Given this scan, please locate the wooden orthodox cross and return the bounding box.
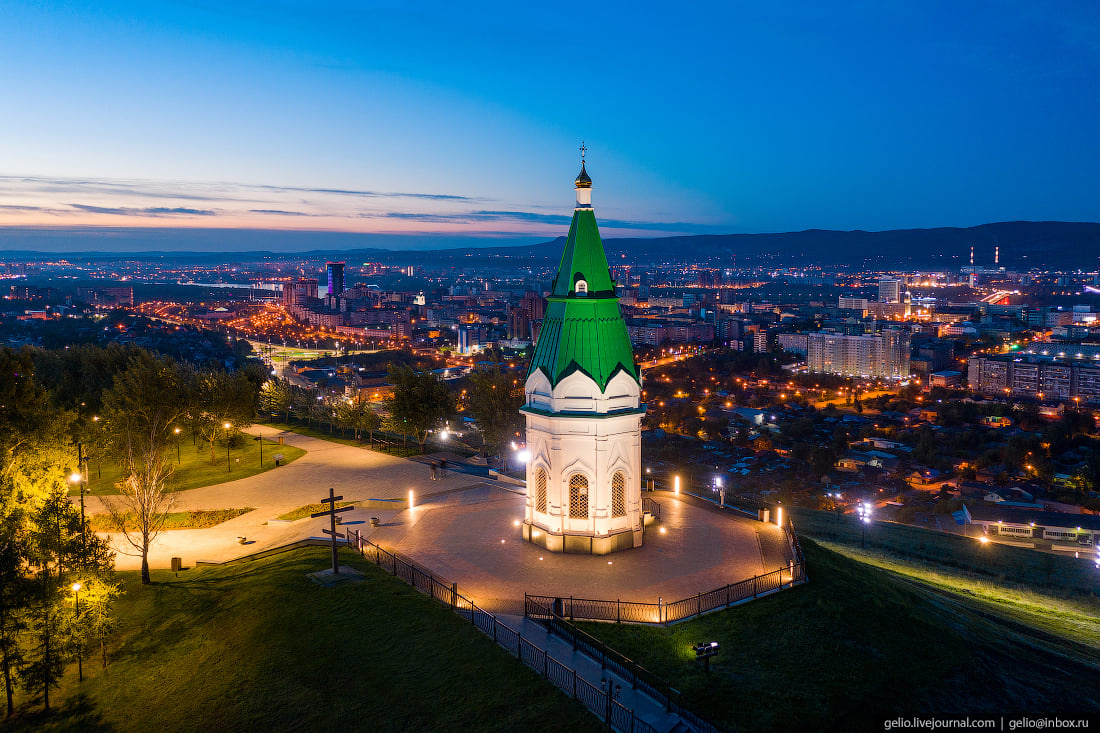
[312,487,354,574]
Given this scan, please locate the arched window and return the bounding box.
[568,474,589,518]
[535,468,547,514]
[611,472,626,518]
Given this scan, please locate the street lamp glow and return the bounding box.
[71,582,81,592]
[673,475,680,494]
[223,422,231,430]
[69,472,82,483]
[516,450,531,463]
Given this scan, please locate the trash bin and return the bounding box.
[370,517,380,527]
[171,557,182,572]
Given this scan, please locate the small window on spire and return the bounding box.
[576,280,588,296]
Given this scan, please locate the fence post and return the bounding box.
[569,595,574,623]
[451,582,457,610]
[697,592,702,618]
[492,617,497,643]
[617,599,620,624]
[573,669,577,699]
[726,583,731,607]
[516,632,522,659]
[753,574,757,598]
[543,650,548,678]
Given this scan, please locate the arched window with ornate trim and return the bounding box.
[535,468,548,514]
[611,471,626,518]
[568,473,589,518]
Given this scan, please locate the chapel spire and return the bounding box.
[575,142,592,208]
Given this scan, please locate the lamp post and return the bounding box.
[224,422,232,472]
[70,442,88,566]
[857,501,873,548]
[71,582,83,682]
[174,427,181,463]
[254,436,263,467]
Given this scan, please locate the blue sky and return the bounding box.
[1,1,1098,249]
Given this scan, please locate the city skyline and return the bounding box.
[2,1,1100,250]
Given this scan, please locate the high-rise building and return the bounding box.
[806,330,910,379]
[521,158,643,555]
[967,355,1100,403]
[326,261,346,297]
[282,278,318,305]
[520,290,545,321]
[878,278,902,304]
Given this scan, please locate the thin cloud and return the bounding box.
[372,209,704,233]
[249,209,314,216]
[69,204,216,216]
[0,175,479,204]
[252,183,478,201]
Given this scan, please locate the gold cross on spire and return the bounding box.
[579,141,587,160]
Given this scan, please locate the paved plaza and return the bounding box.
[88,427,793,614]
[89,425,482,571]
[364,486,792,613]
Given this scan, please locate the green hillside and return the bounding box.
[579,538,1100,731]
[10,548,599,733]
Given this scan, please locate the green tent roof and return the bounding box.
[528,208,638,391]
[550,209,615,298]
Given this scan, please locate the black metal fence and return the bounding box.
[344,529,660,733]
[641,496,661,521]
[525,560,803,628]
[522,607,727,733]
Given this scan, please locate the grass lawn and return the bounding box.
[10,548,601,732]
[578,539,1100,730]
[790,506,1099,593]
[87,508,255,532]
[818,541,1100,649]
[276,502,353,521]
[77,436,306,496]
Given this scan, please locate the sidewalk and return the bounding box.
[497,614,686,733]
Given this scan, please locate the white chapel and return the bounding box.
[520,156,645,554]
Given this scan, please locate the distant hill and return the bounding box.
[491,221,1100,270]
[316,220,1100,269]
[2,220,1099,269]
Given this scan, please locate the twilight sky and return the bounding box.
[1,1,1099,250]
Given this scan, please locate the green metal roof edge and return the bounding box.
[529,359,639,394]
[525,296,639,391]
[520,404,646,419]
